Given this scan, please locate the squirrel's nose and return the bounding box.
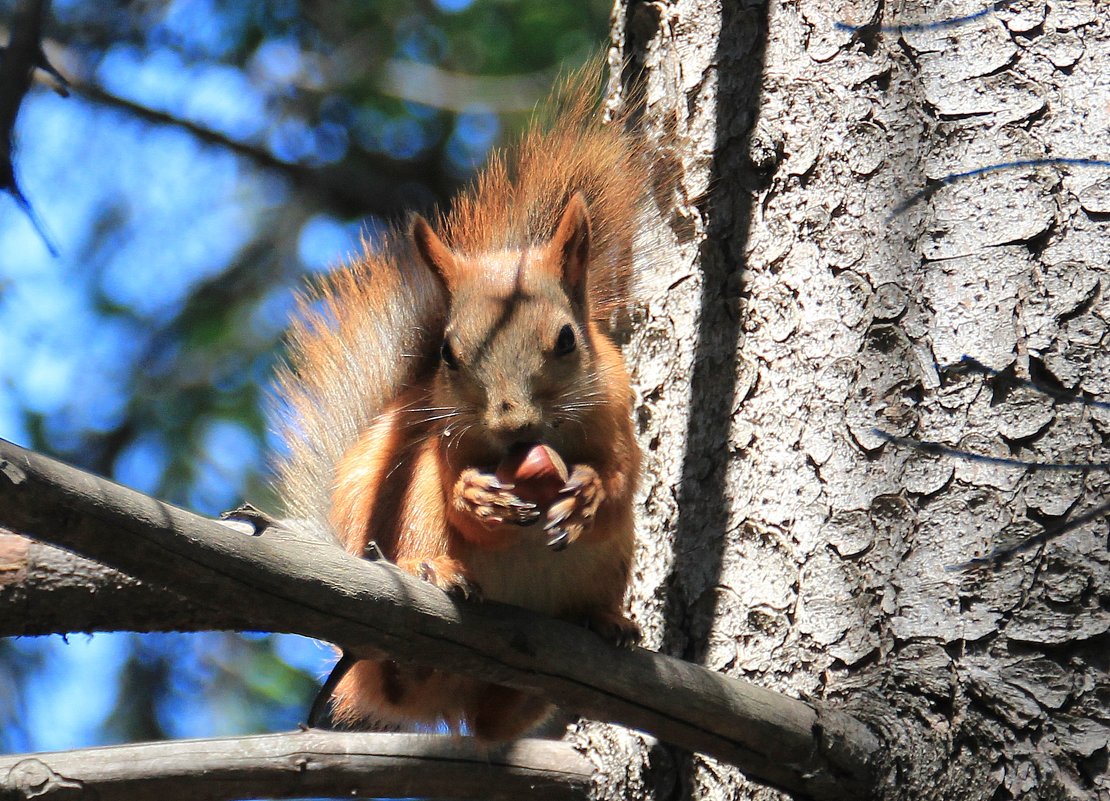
[488,398,542,443]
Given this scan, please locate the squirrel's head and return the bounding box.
[411,193,599,455]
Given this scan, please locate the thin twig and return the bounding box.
[73,79,457,219]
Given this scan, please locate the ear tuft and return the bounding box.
[550,192,591,307]
[411,214,457,289]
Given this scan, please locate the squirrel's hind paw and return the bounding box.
[398,556,482,601]
[587,610,640,649]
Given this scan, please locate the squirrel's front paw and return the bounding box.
[544,464,604,550]
[454,468,541,528]
[398,555,481,600]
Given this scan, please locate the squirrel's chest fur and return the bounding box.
[329,399,633,620]
[458,528,631,618]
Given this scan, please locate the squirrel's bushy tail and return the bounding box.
[272,61,651,530]
[272,235,445,533]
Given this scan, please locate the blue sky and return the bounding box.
[0,16,364,750]
[0,0,531,754]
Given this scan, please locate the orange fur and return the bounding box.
[273,63,656,740]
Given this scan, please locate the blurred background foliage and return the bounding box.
[0,0,609,752]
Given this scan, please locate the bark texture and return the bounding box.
[0,531,249,636]
[0,731,592,801]
[585,1,1110,799]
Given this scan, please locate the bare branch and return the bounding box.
[0,438,880,801]
[0,0,59,253]
[71,79,457,219]
[0,531,251,636]
[0,730,592,801]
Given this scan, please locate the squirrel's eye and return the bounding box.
[554,324,577,356]
[440,339,459,370]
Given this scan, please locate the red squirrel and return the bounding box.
[274,67,651,740]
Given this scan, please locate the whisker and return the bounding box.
[448,423,474,453]
[383,446,418,482]
[410,413,463,424]
[556,400,603,410]
[552,385,606,404]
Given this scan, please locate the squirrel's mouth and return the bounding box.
[485,423,544,451]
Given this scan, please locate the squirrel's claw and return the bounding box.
[399,555,482,601]
[511,508,542,526]
[546,499,573,526]
[544,499,575,549]
[543,464,604,549]
[559,473,590,495]
[456,468,539,527]
[545,526,570,550]
[587,610,641,649]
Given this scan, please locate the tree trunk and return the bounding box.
[588,1,1110,799]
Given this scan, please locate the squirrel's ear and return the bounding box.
[411,214,457,290]
[550,192,591,308]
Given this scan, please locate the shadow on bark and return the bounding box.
[624,2,770,799]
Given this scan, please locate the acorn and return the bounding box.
[495,443,569,507]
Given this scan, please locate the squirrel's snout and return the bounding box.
[486,397,543,445]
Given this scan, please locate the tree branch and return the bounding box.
[0,730,591,801]
[0,438,880,801]
[0,531,252,636]
[72,80,458,219]
[0,0,59,253]
[3,25,463,218]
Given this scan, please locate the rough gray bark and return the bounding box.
[0,731,591,801]
[586,0,1110,799]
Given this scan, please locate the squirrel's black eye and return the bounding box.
[440,339,459,370]
[554,324,577,356]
